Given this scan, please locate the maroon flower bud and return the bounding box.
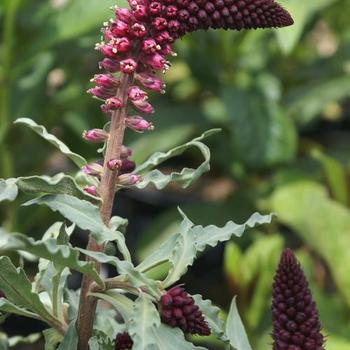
[115,8,133,22]
[135,72,165,92]
[133,5,148,20]
[130,23,147,37]
[107,158,123,171]
[115,332,133,350]
[126,116,154,132]
[91,74,120,89]
[128,86,147,101]
[98,43,119,58]
[87,86,115,100]
[130,98,155,114]
[82,129,109,143]
[104,97,123,110]
[159,285,211,336]
[83,186,98,196]
[152,17,168,31]
[110,20,129,36]
[120,58,138,73]
[272,249,325,350]
[120,159,136,174]
[143,53,166,70]
[149,1,162,16]
[114,37,131,53]
[141,39,158,54]
[99,58,119,72]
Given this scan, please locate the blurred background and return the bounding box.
[1,0,350,349]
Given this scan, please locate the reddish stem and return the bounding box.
[76,73,134,350]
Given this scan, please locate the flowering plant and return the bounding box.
[0,0,293,349]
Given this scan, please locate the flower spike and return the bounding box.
[272,249,325,350]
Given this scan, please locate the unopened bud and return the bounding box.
[82,163,103,177]
[117,173,142,186]
[120,58,138,74]
[82,129,109,143]
[107,158,123,171]
[126,116,154,132]
[121,145,133,158]
[83,186,98,196]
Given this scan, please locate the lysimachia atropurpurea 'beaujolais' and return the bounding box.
[272,249,325,350]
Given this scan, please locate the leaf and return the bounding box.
[43,328,63,350]
[17,173,100,203]
[311,149,348,206]
[137,209,273,287]
[152,324,207,350]
[192,295,226,340]
[24,195,130,256]
[276,0,337,53]
[0,299,40,319]
[269,181,350,306]
[222,86,296,168]
[0,179,18,202]
[14,118,86,168]
[57,321,78,350]
[0,228,103,288]
[128,294,161,350]
[80,250,159,298]
[226,297,252,350]
[0,256,61,326]
[8,333,41,347]
[135,129,220,190]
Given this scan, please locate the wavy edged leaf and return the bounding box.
[192,295,225,340]
[0,299,40,320]
[226,297,252,350]
[0,179,18,202]
[24,195,130,259]
[128,294,161,350]
[135,129,220,190]
[80,250,159,297]
[57,321,78,350]
[137,209,273,287]
[14,118,86,168]
[0,256,61,326]
[0,229,103,288]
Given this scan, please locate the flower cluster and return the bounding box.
[160,285,211,335]
[272,249,325,350]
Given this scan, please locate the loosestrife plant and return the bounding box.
[0,0,293,349]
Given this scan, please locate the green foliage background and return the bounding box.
[1,0,350,348]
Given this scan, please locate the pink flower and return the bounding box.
[120,58,138,74]
[83,186,98,196]
[126,116,154,132]
[82,163,103,177]
[110,20,129,36]
[135,72,165,92]
[101,97,123,113]
[141,39,158,54]
[143,53,166,70]
[130,23,147,37]
[131,99,155,114]
[91,74,120,89]
[128,86,147,101]
[99,58,119,72]
[114,8,133,22]
[107,158,123,171]
[82,129,109,143]
[87,86,115,100]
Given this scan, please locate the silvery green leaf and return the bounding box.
[17,173,99,203]
[57,321,78,350]
[0,179,18,202]
[8,333,41,347]
[0,256,61,326]
[128,294,161,350]
[43,328,63,350]
[0,229,103,288]
[80,250,159,298]
[0,333,8,350]
[0,299,40,319]
[192,295,226,340]
[153,324,207,350]
[139,209,273,287]
[89,291,133,322]
[24,195,130,259]
[135,129,220,190]
[14,118,86,168]
[226,297,252,350]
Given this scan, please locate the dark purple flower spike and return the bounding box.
[272,249,325,350]
[160,285,211,336]
[148,0,294,40]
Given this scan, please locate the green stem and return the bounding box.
[0,0,21,230]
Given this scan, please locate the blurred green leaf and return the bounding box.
[269,181,350,306]
[0,179,18,202]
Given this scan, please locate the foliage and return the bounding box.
[1,0,350,349]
